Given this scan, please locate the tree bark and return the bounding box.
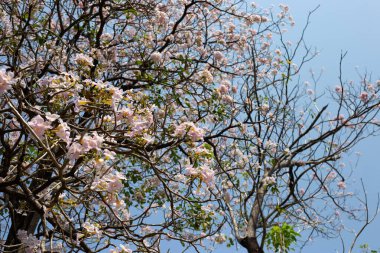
[4,210,40,253]
[239,236,264,253]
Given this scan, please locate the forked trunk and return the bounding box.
[239,236,264,253]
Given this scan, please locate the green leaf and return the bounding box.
[266,223,300,253]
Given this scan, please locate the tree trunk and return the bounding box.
[4,210,40,253]
[4,159,56,252]
[239,236,264,253]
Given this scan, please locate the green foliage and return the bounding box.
[227,237,235,248]
[360,243,379,253]
[266,223,300,253]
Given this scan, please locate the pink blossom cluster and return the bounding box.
[150,52,163,63]
[174,122,205,142]
[359,91,368,102]
[91,171,126,193]
[214,233,227,244]
[337,181,346,189]
[55,122,71,144]
[0,69,12,94]
[28,115,52,139]
[110,245,133,253]
[264,139,277,154]
[218,81,230,94]
[199,69,214,84]
[83,222,102,237]
[185,165,215,187]
[262,176,276,186]
[67,133,104,161]
[74,53,94,67]
[17,230,40,253]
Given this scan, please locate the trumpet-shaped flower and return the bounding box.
[74,53,94,67]
[174,122,205,142]
[28,115,51,139]
[0,69,12,94]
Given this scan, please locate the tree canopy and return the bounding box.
[0,1,379,252]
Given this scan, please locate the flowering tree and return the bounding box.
[0,0,379,253]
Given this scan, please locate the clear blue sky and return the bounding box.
[218,1,380,252]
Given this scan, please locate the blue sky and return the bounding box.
[214,1,380,252]
[282,1,380,252]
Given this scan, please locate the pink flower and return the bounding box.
[150,52,162,63]
[119,245,133,253]
[111,198,126,209]
[218,84,229,94]
[184,165,215,187]
[335,86,343,93]
[100,33,113,43]
[117,108,134,121]
[214,233,227,244]
[327,171,337,179]
[74,53,94,67]
[307,89,314,96]
[55,122,70,143]
[106,177,124,192]
[336,114,345,121]
[28,115,51,139]
[214,51,224,61]
[262,176,276,186]
[104,149,116,160]
[93,171,126,193]
[221,95,233,104]
[200,166,215,187]
[174,122,205,142]
[155,10,168,25]
[17,230,40,252]
[83,222,102,237]
[81,132,104,151]
[45,112,60,122]
[0,69,12,94]
[260,104,270,115]
[367,83,375,92]
[91,178,107,191]
[184,166,198,176]
[221,80,231,87]
[67,142,84,161]
[108,86,124,106]
[279,4,289,12]
[199,69,213,84]
[337,181,346,189]
[359,91,368,102]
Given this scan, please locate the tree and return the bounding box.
[0,0,379,252]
